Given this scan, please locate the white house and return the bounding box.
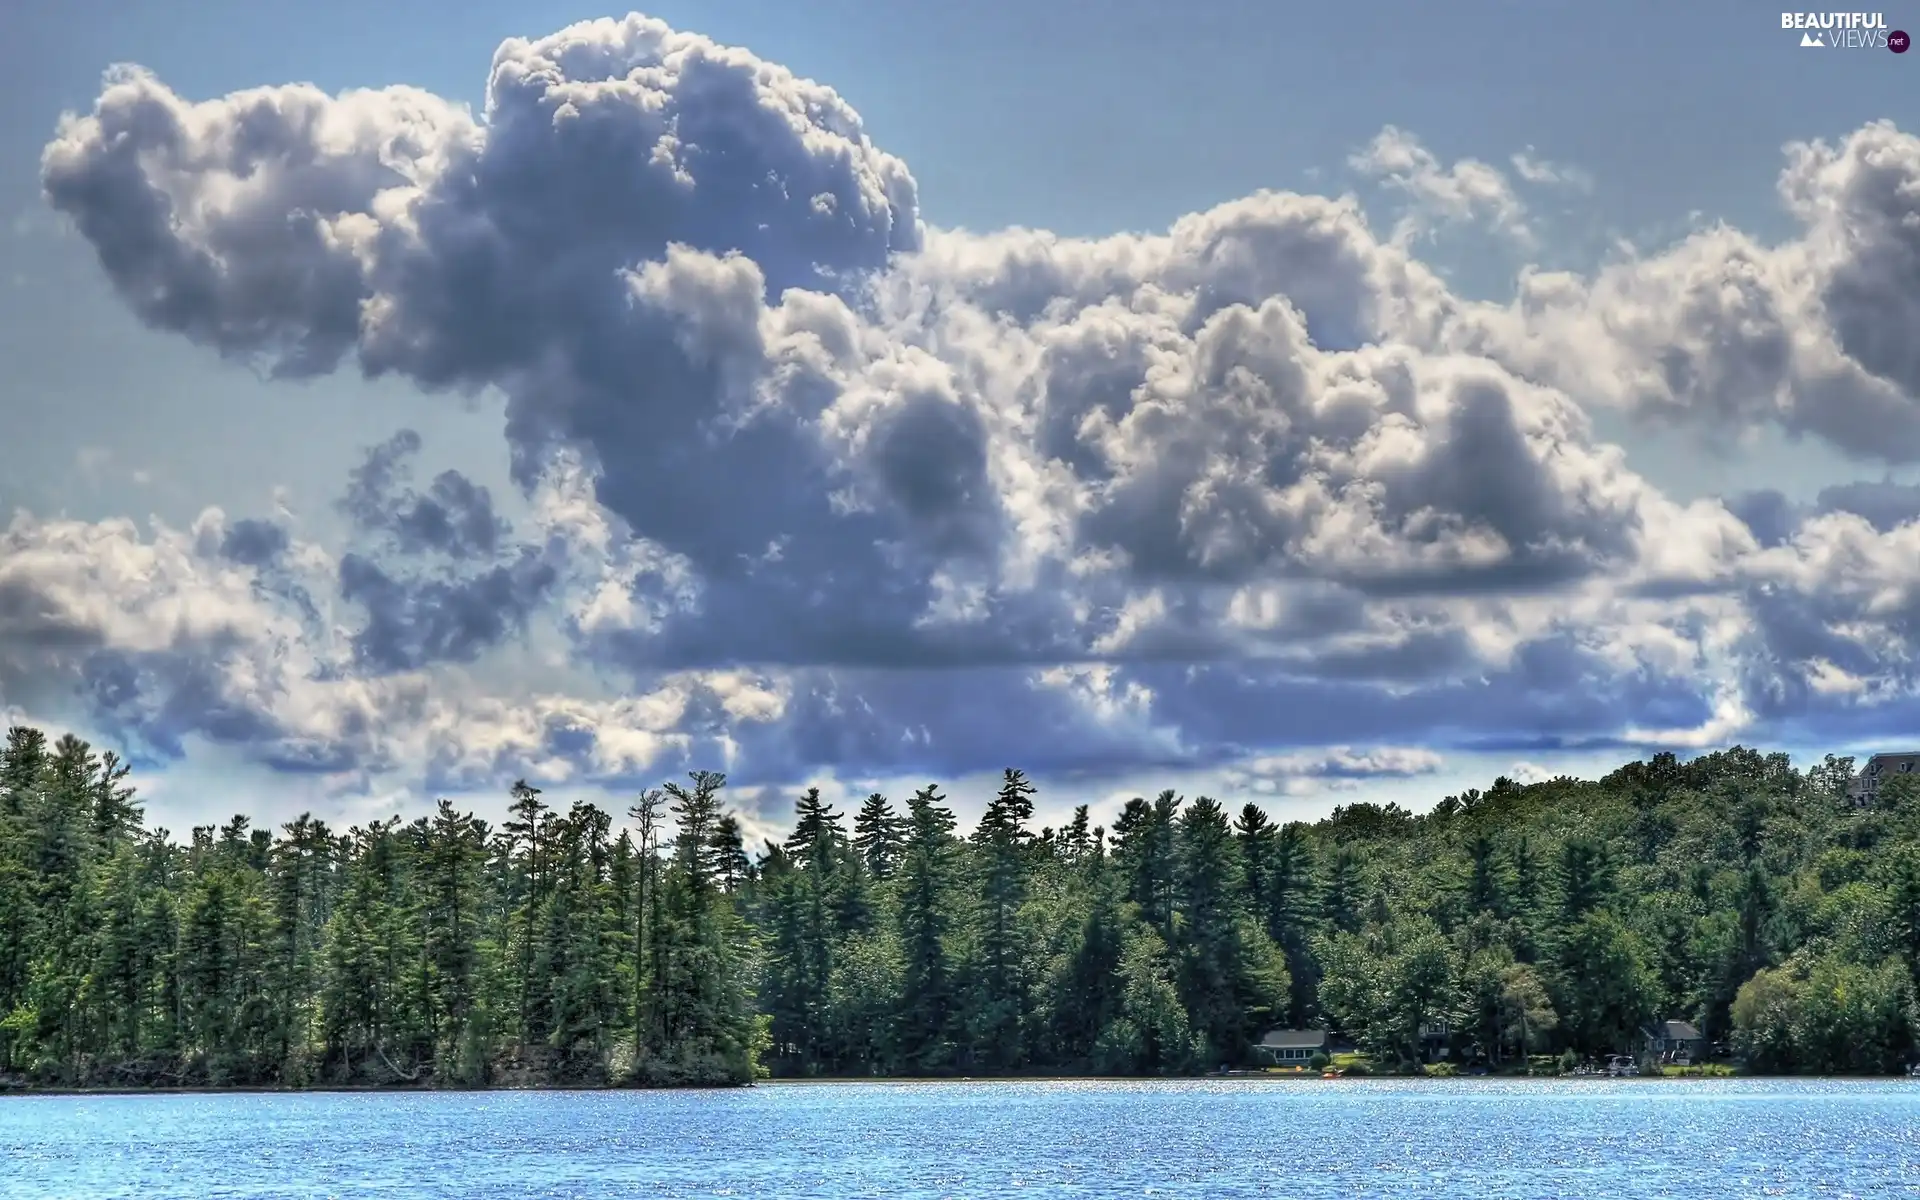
[1254,1028,1328,1066]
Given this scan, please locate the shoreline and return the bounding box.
[5,1071,1899,1097]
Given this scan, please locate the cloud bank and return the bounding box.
[13,12,1920,806]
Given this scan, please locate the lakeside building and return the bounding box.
[1849,753,1920,807]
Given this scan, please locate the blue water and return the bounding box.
[4,1078,1920,1198]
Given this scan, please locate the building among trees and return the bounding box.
[2,732,1918,1087]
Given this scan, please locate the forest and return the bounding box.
[1,722,1917,1089]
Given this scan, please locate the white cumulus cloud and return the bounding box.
[10,12,1920,812]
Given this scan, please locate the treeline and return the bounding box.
[2,724,1918,1088]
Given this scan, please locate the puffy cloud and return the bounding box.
[0,506,332,764]
[1505,762,1557,784]
[1735,511,1920,723]
[1727,490,1800,549]
[0,502,793,788]
[1731,481,1920,546]
[337,550,555,674]
[39,18,917,385]
[21,12,1920,808]
[1444,122,1920,461]
[1782,121,1920,403]
[1350,127,1532,247]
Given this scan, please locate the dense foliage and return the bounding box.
[2,725,1917,1087]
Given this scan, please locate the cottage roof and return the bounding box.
[1865,753,1920,775]
[1258,1029,1328,1050]
[1649,1019,1702,1041]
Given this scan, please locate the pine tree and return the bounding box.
[502,780,550,1046]
[636,772,759,1085]
[970,769,1036,1068]
[0,726,46,1073]
[266,813,334,1080]
[5,719,1916,1085]
[897,784,958,1072]
[853,793,905,879]
[1234,804,1276,921]
[419,800,488,1083]
[1466,830,1505,915]
[709,815,750,892]
[627,787,667,1067]
[1321,845,1364,935]
[763,788,847,1073]
[1113,792,1182,934]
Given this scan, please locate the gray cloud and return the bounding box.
[339,550,555,673]
[341,429,507,558]
[330,431,555,673]
[21,14,1920,802]
[1727,481,1920,546]
[1815,481,1920,532]
[0,504,794,787]
[1726,490,1798,548]
[218,518,290,566]
[1785,121,1920,402]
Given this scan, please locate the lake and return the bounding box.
[4,1078,1919,1198]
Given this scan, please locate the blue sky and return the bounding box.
[3,0,1917,840]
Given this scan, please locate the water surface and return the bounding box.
[5,1078,1919,1198]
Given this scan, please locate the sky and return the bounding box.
[2,0,1918,843]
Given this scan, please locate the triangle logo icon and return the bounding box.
[1801,30,1824,45]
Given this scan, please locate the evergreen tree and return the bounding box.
[897,785,958,1072]
[761,788,847,1074]
[853,793,905,880]
[635,772,759,1085]
[2,724,1917,1086]
[709,815,751,892]
[418,801,488,1083]
[502,781,550,1046]
[970,769,1036,1068]
[628,787,667,1063]
[1321,845,1364,935]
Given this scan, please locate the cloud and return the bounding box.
[1814,481,1920,532]
[1443,121,1920,462]
[0,502,793,788]
[218,518,290,566]
[1221,745,1443,796]
[1234,745,1444,780]
[20,12,1920,808]
[1505,762,1557,784]
[1784,121,1920,402]
[1733,510,1920,731]
[329,432,556,673]
[1727,489,1799,548]
[337,550,556,673]
[1350,126,1533,246]
[39,19,918,388]
[339,429,509,560]
[1510,148,1594,192]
